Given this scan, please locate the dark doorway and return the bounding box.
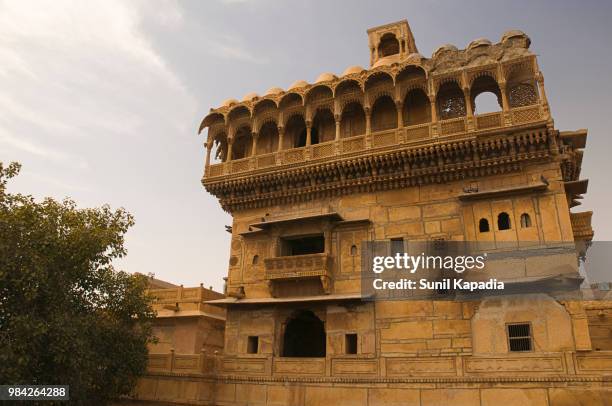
[282,310,326,357]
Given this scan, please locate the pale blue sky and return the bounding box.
[1,0,611,289]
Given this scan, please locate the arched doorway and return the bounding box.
[282,310,326,357]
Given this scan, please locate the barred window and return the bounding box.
[507,323,532,352]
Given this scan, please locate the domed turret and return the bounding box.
[314,72,337,83]
[221,98,239,107]
[467,38,492,51]
[241,92,259,102]
[288,80,308,90]
[341,65,365,76]
[264,87,283,96]
[432,44,458,59]
[501,30,531,48]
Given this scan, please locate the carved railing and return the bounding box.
[475,111,503,130]
[403,122,431,141]
[264,253,332,281]
[147,350,216,374]
[341,135,366,153]
[148,286,222,304]
[571,211,594,241]
[256,153,276,169]
[439,117,467,135]
[371,129,397,148]
[511,104,542,125]
[231,157,251,174]
[204,105,548,179]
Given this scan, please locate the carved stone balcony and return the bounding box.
[571,211,594,241]
[204,104,545,181]
[264,253,332,293]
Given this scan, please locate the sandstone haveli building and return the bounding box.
[125,19,611,406]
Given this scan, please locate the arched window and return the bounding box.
[402,88,431,125]
[371,95,397,132]
[437,81,466,120]
[256,122,279,154]
[378,33,400,57]
[252,254,259,265]
[350,244,357,256]
[210,134,228,163]
[284,115,306,149]
[282,310,326,357]
[232,126,252,160]
[520,213,532,228]
[498,212,511,230]
[479,218,490,233]
[312,108,335,144]
[471,75,502,114]
[340,102,366,138]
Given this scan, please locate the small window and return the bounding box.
[520,213,532,228]
[479,218,490,233]
[252,255,259,265]
[345,333,358,355]
[507,323,532,352]
[247,336,259,354]
[390,238,404,256]
[498,212,511,230]
[350,244,357,256]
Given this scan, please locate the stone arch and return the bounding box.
[378,32,400,58]
[232,126,253,160]
[436,81,466,120]
[210,131,228,163]
[371,95,397,132]
[199,112,225,134]
[471,74,502,114]
[284,114,307,149]
[227,105,251,122]
[306,85,333,105]
[282,310,326,357]
[279,92,303,110]
[402,88,431,125]
[506,64,538,108]
[396,65,427,84]
[365,71,394,94]
[312,108,335,144]
[335,79,363,98]
[256,121,279,155]
[340,101,366,138]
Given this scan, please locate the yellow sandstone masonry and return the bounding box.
[118,19,610,406]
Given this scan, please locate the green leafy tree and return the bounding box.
[0,162,155,405]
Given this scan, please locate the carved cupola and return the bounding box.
[367,19,418,67]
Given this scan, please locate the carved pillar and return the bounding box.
[204,141,212,168]
[499,81,512,126]
[464,88,474,131]
[499,82,510,112]
[464,88,474,117]
[365,108,372,135]
[277,126,284,152]
[429,95,438,136]
[536,73,550,116]
[335,114,341,141]
[251,131,258,156]
[396,100,403,128]
[227,138,234,161]
[306,121,312,146]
